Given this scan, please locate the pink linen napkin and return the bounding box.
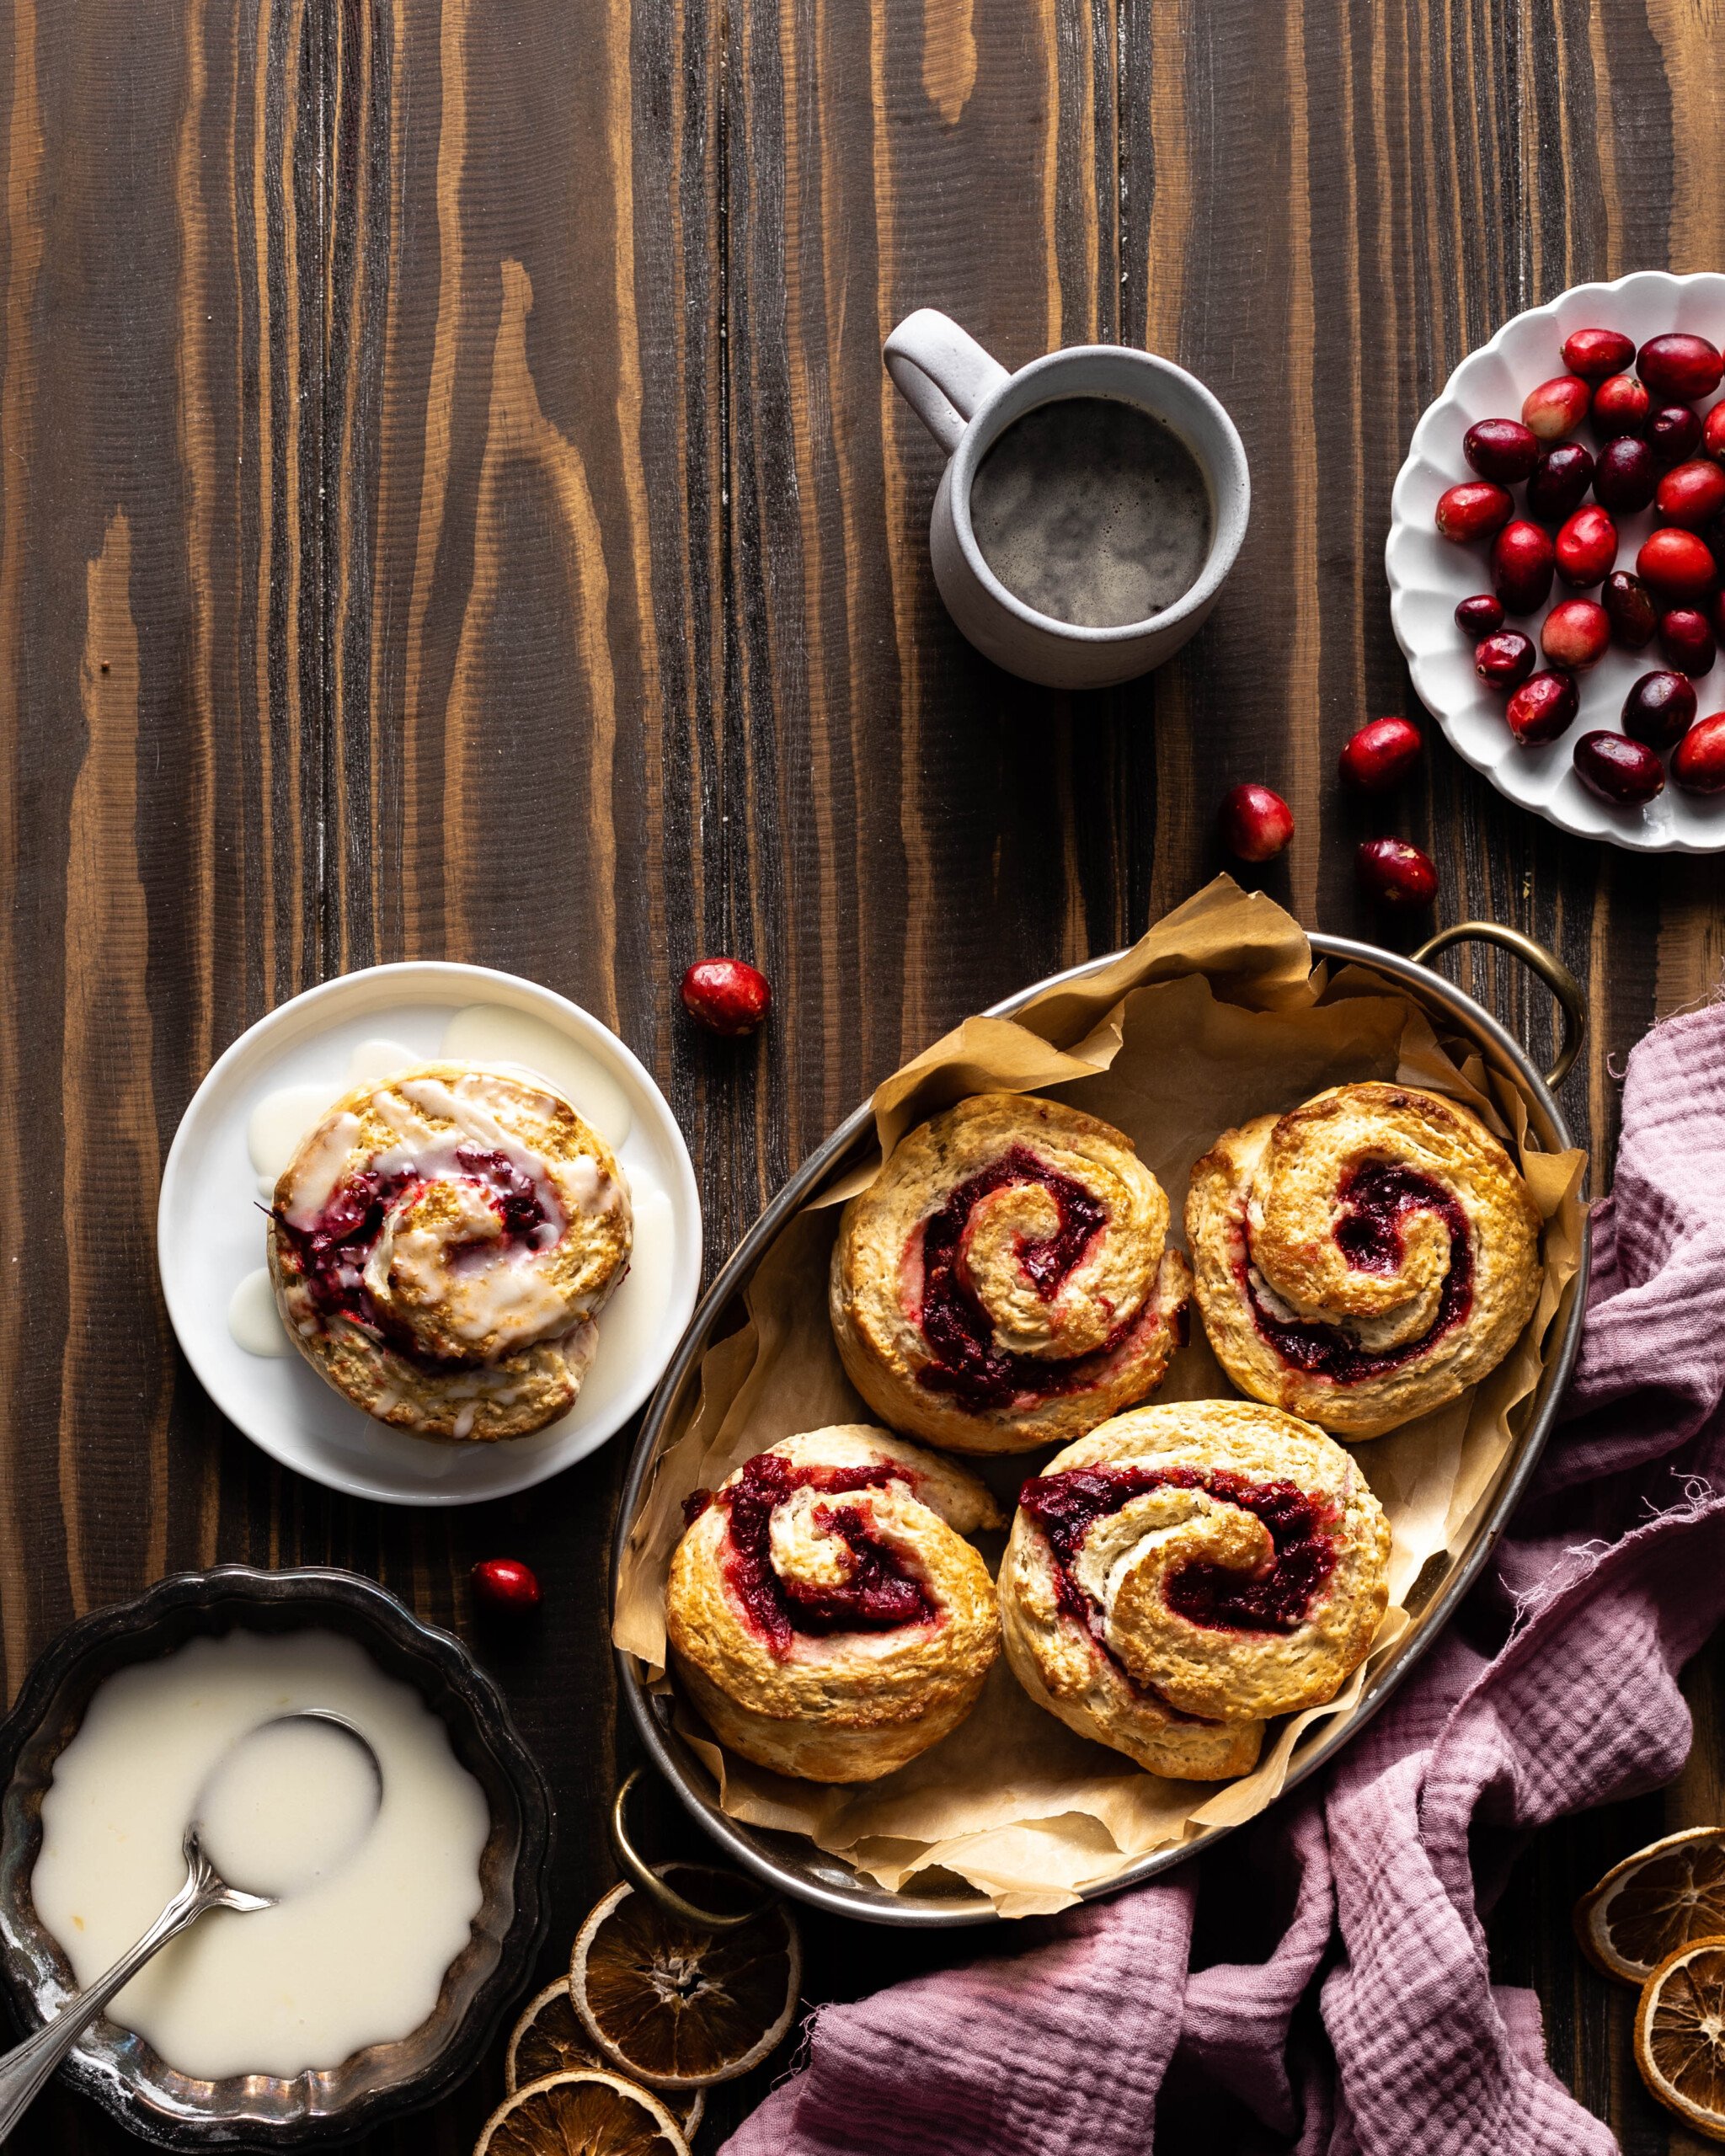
[723,997,1725,2156]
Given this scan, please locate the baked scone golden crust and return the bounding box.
[999,1401,1390,1779]
[268,1062,631,1442]
[830,1093,1193,1455]
[666,1425,1003,1783]
[1184,1081,1542,1440]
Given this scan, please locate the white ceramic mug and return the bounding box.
[883,309,1250,689]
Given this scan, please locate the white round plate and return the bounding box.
[1386,269,1725,852]
[158,963,702,1506]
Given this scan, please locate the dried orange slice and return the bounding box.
[474,2068,690,2156]
[571,1862,800,2089]
[505,1981,705,2137]
[1575,1827,1725,1984]
[1633,1935,1725,2142]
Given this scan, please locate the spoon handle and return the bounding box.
[0,1853,225,2141]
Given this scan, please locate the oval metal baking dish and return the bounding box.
[614,924,1589,1927]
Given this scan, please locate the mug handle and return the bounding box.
[883,308,1011,456]
[1411,921,1587,1090]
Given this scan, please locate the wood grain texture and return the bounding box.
[0,0,1718,2147]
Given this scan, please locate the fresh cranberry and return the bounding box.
[1704,403,1725,462]
[1660,606,1717,676]
[1657,459,1725,529]
[1603,569,1658,648]
[1338,716,1423,792]
[1218,783,1295,863]
[1521,375,1591,440]
[681,956,772,1035]
[1620,670,1697,750]
[1592,373,1650,437]
[1648,405,1704,467]
[1474,632,1536,691]
[1562,327,1636,381]
[1637,334,1724,403]
[1591,436,1657,512]
[1573,731,1666,807]
[472,1557,543,1614]
[1541,600,1610,671]
[1462,418,1541,483]
[1455,593,1504,638]
[1506,670,1580,746]
[1355,837,1438,908]
[1638,527,1717,603]
[1526,442,1595,522]
[1554,505,1617,586]
[1672,712,1725,793]
[1491,519,1557,612]
[1435,481,1514,543]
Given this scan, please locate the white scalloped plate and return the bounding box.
[1386,270,1725,852]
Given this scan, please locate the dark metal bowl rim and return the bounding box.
[614,932,1590,1926]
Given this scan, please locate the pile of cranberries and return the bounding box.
[1435,325,1725,806]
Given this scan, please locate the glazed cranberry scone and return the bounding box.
[268,1062,631,1442]
[999,1401,1391,1780]
[829,1093,1193,1455]
[1184,1081,1541,1440]
[666,1426,1002,1783]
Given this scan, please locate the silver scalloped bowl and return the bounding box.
[0,1566,553,2147]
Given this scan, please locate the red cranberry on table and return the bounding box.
[1462,418,1541,484]
[1648,405,1704,467]
[1526,443,1595,522]
[1554,506,1617,587]
[1338,716,1423,792]
[1621,670,1697,750]
[1659,607,1717,676]
[1541,600,1610,672]
[1506,670,1580,746]
[1218,783,1295,862]
[1455,593,1504,638]
[1475,632,1536,691]
[1703,403,1725,461]
[1656,459,1725,530]
[471,1558,542,1614]
[1521,375,1591,440]
[1435,482,1513,544]
[1672,712,1725,793]
[1637,333,1724,403]
[1491,520,1557,612]
[1637,527,1717,603]
[1592,373,1650,438]
[681,955,772,1035]
[1591,436,1657,513]
[1573,731,1666,807]
[1562,326,1636,381]
[1603,570,1658,648]
[1356,837,1439,908]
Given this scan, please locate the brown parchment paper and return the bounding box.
[615,878,1588,1917]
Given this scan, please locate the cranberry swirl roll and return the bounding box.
[829,1094,1193,1455]
[1000,1401,1390,1779]
[666,1427,1002,1783]
[268,1063,631,1441]
[1185,1082,1542,1440]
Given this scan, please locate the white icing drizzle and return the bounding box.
[440,1005,633,1149]
[227,1268,292,1358]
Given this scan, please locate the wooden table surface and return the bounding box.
[1,0,1722,2148]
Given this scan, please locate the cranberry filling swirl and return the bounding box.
[666,1427,1003,1785]
[1185,1081,1543,1442]
[830,1092,1194,1455]
[998,1401,1391,1780]
[268,1063,631,1443]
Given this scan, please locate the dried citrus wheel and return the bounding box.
[571,1862,800,2089]
[474,2068,690,2156]
[1633,1935,1725,2142]
[1575,1827,1725,1984]
[505,1982,706,2137]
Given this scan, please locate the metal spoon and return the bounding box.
[0,1709,381,2141]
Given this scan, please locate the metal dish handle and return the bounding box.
[1411,921,1586,1090]
[611,1767,777,1929]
